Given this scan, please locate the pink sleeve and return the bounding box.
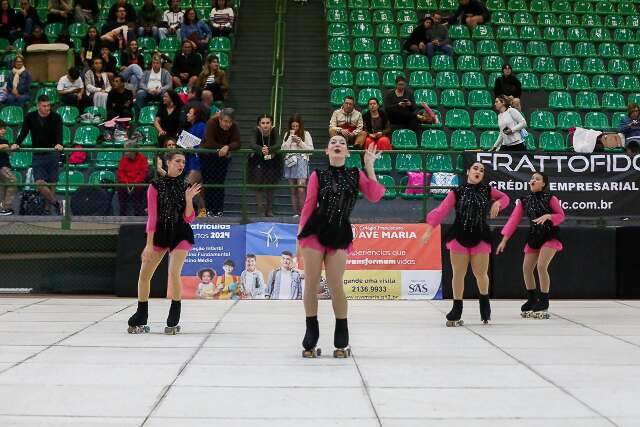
[426,191,456,227]
[490,187,510,210]
[358,170,385,202]
[501,200,524,239]
[549,196,565,226]
[298,171,319,231]
[183,210,196,224]
[423,103,436,121]
[146,185,157,233]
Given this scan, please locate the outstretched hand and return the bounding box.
[186,183,202,200]
[533,214,551,225]
[420,227,433,246]
[363,144,379,170]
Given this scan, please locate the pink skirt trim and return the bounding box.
[298,235,353,256]
[524,239,563,254]
[446,239,492,255]
[153,240,193,253]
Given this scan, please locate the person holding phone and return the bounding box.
[491,95,527,152]
[383,75,420,133]
[282,114,314,217]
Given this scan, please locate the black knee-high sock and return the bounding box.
[334,318,349,349]
[302,316,319,350]
[167,300,181,327]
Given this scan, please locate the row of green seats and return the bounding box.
[452,39,640,59]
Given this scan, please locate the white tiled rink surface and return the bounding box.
[1,298,639,427]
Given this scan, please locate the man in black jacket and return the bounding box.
[15,95,64,214]
[494,64,523,111]
[171,40,203,88]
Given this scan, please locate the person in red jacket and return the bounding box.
[117,140,149,215]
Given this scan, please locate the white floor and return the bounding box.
[0,298,639,427]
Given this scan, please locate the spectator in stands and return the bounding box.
[100,46,118,80]
[101,6,133,50]
[184,106,207,214]
[155,89,182,145]
[15,95,64,215]
[201,108,240,216]
[249,114,281,217]
[619,103,640,154]
[80,26,102,71]
[210,0,234,37]
[75,0,98,24]
[281,114,313,217]
[0,0,18,41]
[119,39,145,91]
[493,64,522,111]
[197,54,227,103]
[85,58,111,110]
[57,67,84,108]
[159,0,184,40]
[329,96,364,148]
[491,95,527,151]
[179,86,205,126]
[202,90,218,116]
[156,137,177,176]
[4,55,31,107]
[25,24,48,46]
[361,98,392,150]
[136,54,172,108]
[16,0,41,38]
[180,8,210,54]
[117,140,148,216]
[172,40,202,88]
[449,0,491,30]
[404,16,429,54]
[47,0,72,24]
[106,75,134,119]
[384,75,419,133]
[108,0,136,24]
[424,16,452,61]
[137,0,162,41]
[0,120,17,215]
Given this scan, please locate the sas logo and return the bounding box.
[407,280,435,296]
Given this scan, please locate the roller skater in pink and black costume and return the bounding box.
[297,137,384,358]
[497,172,565,319]
[421,162,510,326]
[127,151,201,334]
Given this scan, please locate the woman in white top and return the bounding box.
[491,95,527,152]
[210,0,234,37]
[281,114,314,217]
[84,58,111,110]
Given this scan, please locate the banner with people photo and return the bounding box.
[176,222,443,300]
[466,152,640,217]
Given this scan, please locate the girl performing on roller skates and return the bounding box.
[421,162,509,326]
[127,151,201,334]
[297,137,384,358]
[497,172,565,319]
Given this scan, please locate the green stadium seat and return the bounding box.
[350,8,371,22]
[614,29,634,43]
[453,39,475,55]
[329,53,351,69]
[573,0,592,14]
[357,88,383,106]
[526,41,548,56]
[513,13,535,26]
[414,88,438,105]
[36,87,59,104]
[608,59,631,75]
[409,71,434,88]
[425,153,454,172]
[417,0,438,9]
[380,53,403,70]
[486,0,506,10]
[431,55,454,72]
[623,44,640,60]
[472,25,495,40]
[441,89,465,108]
[421,130,448,150]
[558,13,578,27]
[406,54,429,71]
[68,23,88,38]
[351,22,373,37]
[596,1,615,15]
[0,106,23,126]
[557,111,582,130]
[531,0,550,13]
[378,37,401,53]
[355,53,378,70]
[10,151,31,169]
[591,74,616,92]
[549,91,574,109]
[590,28,611,43]
[525,134,537,150]
[73,125,100,147]
[473,110,498,129]
[551,41,573,57]
[371,0,392,8]
[373,153,392,173]
[327,8,347,22]
[629,94,640,106]
[56,106,79,126]
[392,129,418,149]
[530,110,556,130]
[503,40,525,56]
[618,75,640,92]
[345,153,363,169]
[487,72,502,87]
[519,25,542,41]
[534,56,557,73]
[605,15,624,29]
[383,70,405,87]
[349,0,369,7]
[476,40,499,55]
[56,170,84,193]
[461,71,486,89]
[435,71,460,88]
[599,43,621,59]
[330,70,354,87]
[581,14,602,28]
[612,112,627,130]
[539,131,566,151]
[137,126,159,146]
[448,25,470,39]
[95,151,121,169]
[584,112,610,130]
[88,170,116,185]
[439,0,458,11]
[537,12,557,26]
[445,109,471,129]
[328,23,349,37]
[137,37,156,51]
[508,0,526,11]
[583,58,606,74]
[510,56,532,72]
[468,90,492,108]
[331,88,355,106]
[355,70,380,87]
[519,72,540,90]
[160,37,181,54]
[602,92,627,110]
[137,105,158,125]
[567,27,588,42]
[482,55,504,72]
[559,57,581,73]
[617,1,636,16]
[395,10,417,23]
[544,26,565,42]
[395,154,423,174]
[479,130,500,150]
[376,23,397,37]
[451,130,478,150]
[567,74,591,91]
[44,23,63,40]
[372,9,393,23]
[575,91,600,109]
[328,37,350,53]
[633,60,640,75]
[496,25,518,40]
[456,55,480,71]
[575,42,597,58]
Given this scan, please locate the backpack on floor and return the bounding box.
[19,191,47,215]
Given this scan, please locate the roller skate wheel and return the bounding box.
[521,311,532,318]
[446,319,464,327]
[127,325,149,334]
[333,347,351,358]
[164,326,181,335]
[302,347,320,358]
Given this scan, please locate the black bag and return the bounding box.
[19,191,47,215]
